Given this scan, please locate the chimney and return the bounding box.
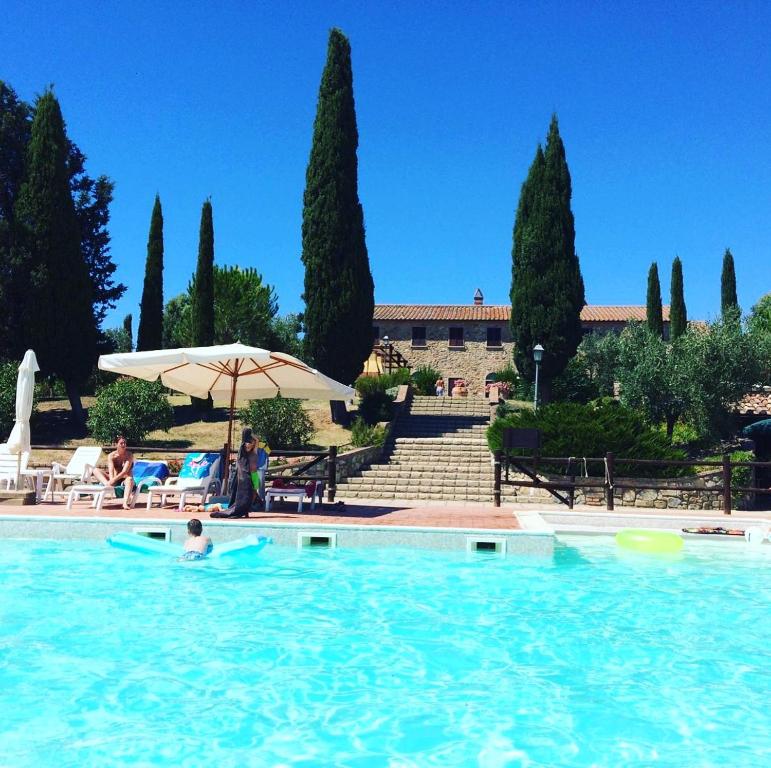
[473,288,484,306]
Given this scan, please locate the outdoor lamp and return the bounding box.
[533,344,544,411]
[382,335,391,374]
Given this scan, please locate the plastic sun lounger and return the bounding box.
[145,453,221,512]
[265,481,324,513]
[39,445,103,501]
[66,461,169,512]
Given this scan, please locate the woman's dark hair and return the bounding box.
[187,518,203,536]
[238,427,255,464]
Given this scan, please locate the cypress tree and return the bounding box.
[721,248,739,318]
[670,256,687,339]
[190,199,215,411]
[14,90,97,429]
[122,313,133,351]
[510,115,585,399]
[646,262,663,337]
[301,28,374,407]
[137,195,164,351]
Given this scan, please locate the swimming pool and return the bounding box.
[0,536,769,767]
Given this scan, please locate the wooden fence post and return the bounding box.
[605,451,615,511]
[327,445,337,502]
[722,453,732,515]
[493,450,502,507]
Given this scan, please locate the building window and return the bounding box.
[487,327,502,348]
[411,326,427,347]
[372,326,380,343]
[449,327,464,348]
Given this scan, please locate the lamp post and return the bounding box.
[382,335,392,374]
[533,344,544,411]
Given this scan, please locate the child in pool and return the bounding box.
[181,518,213,561]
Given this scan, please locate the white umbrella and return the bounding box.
[98,343,354,487]
[6,350,40,489]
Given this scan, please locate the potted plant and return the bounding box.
[451,379,468,397]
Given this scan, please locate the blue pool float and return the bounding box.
[107,532,272,559]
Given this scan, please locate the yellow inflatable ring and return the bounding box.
[615,528,684,554]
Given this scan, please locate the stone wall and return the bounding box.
[506,470,734,511]
[376,321,513,396]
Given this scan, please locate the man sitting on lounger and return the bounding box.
[91,435,135,510]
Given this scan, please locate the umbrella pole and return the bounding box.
[224,373,238,493]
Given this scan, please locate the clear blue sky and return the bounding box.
[4,0,770,329]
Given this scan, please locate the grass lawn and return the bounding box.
[30,395,353,468]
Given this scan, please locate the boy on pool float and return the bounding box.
[181,518,213,561]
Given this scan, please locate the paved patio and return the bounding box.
[2,494,769,530]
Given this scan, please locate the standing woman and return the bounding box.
[208,428,261,519]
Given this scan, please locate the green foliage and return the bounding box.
[411,365,442,395]
[209,265,278,346]
[551,332,620,404]
[358,391,393,425]
[122,314,133,350]
[103,326,132,354]
[87,378,173,444]
[237,395,314,449]
[13,91,97,424]
[270,313,303,357]
[487,400,691,478]
[0,81,124,359]
[354,369,409,397]
[646,262,663,338]
[0,360,38,437]
[350,416,386,447]
[191,200,215,348]
[617,319,759,440]
[137,195,164,351]
[747,294,771,383]
[720,248,739,318]
[510,115,585,392]
[162,293,191,349]
[301,28,374,387]
[669,257,687,339]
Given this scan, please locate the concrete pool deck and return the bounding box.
[2,494,769,531]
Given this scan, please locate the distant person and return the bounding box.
[435,378,445,396]
[180,518,213,561]
[91,435,135,510]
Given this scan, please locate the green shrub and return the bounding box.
[0,361,40,437]
[487,400,692,478]
[87,378,174,444]
[358,391,393,425]
[238,395,314,448]
[411,365,441,395]
[354,369,410,397]
[350,417,387,447]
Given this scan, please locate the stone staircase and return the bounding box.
[338,395,514,503]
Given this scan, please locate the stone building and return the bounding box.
[370,290,671,395]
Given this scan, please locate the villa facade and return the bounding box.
[370,290,671,395]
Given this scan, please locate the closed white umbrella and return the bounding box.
[98,343,354,487]
[6,350,39,489]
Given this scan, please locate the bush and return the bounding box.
[487,400,691,478]
[87,378,174,444]
[354,369,410,397]
[358,391,393,425]
[411,365,441,395]
[238,395,314,448]
[350,417,387,447]
[0,361,39,438]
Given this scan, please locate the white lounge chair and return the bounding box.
[66,459,169,512]
[0,445,30,490]
[145,453,221,512]
[40,445,103,501]
[265,480,324,513]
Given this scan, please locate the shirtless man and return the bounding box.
[181,518,213,561]
[91,435,135,510]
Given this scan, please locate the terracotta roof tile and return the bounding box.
[373,304,671,323]
[735,387,771,417]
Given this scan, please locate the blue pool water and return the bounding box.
[0,535,769,767]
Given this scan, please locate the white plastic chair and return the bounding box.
[0,445,29,490]
[145,453,221,512]
[41,446,103,501]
